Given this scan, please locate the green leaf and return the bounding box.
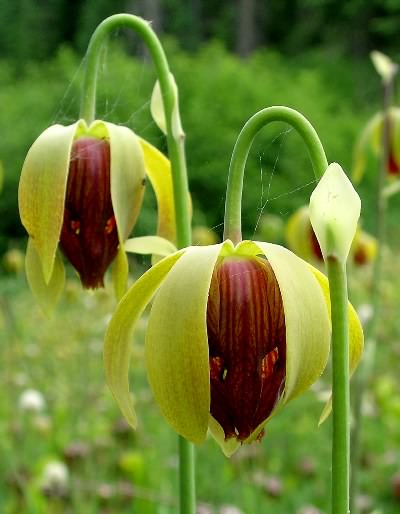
[104,250,185,429]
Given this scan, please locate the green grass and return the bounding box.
[1,249,400,514]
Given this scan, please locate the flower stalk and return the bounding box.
[327,258,350,514]
[81,15,194,514]
[350,59,397,514]
[223,106,328,243]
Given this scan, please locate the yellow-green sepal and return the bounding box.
[150,74,183,139]
[285,205,314,261]
[352,113,382,183]
[310,163,361,263]
[25,238,65,317]
[208,416,240,457]
[100,122,146,242]
[145,244,225,444]
[18,121,81,283]
[111,245,129,301]
[308,265,364,423]
[250,241,331,404]
[125,236,177,257]
[370,50,398,83]
[139,138,177,244]
[104,250,185,429]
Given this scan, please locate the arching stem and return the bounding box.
[80,14,193,514]
[223,106,328,243]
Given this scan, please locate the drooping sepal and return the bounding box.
[145,244,224,444]
[139,138,177,244]
[104,250,185,429]
[25,238,65,317]
[19,121,82,283]
[150,73,184,139]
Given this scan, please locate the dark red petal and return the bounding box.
[207,256,286,442]
[59,137,119,289]
[310,227,323,261]
[387,151,400,175]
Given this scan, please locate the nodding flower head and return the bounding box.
[104,239,363,456]
[286,206,376,267]
[353,108,400,183]
[19,119,175,314]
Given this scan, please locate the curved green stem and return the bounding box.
[223,106,328,243]
[81,14,193,514]
[80,14,191,249]
[327,258,350,514]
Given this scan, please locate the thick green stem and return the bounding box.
[80,14,191,249]
[350,72,396,514]
[223,106,328,243]
[327,258,350,514]
[80,14,194,514]
[179,436,196,513]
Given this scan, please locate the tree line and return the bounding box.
[1,0,400,63]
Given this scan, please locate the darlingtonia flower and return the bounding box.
[352,107,400,182]
[104,238,363,456]
[286,206,377,267]
[19,119,175,314]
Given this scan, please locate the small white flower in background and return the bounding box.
[19,389,46,412]
[40,461,69,490]
[297,506,324,514]
[357,303,374,327]
[219,506,246,514]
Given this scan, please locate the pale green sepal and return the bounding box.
[253,241,331,404]
[111,245,129,301]
[150,74,184,139]
[370,50,398,83]
[308,265,364,424]
[285,206,314,261]
[145,243,226,444]
[208,416,240,457]
[102,122,146,241]
[352,113,382,183]
[104,250,185,429]
[125,236,177,257]
[139,138,177,244]
[25,238,65,317]
[310,163,361,262]
[18,121,81,283]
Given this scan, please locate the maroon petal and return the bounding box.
[59,137,119,288]
[207,256,286,442]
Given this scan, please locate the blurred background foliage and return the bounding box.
[1,0,400,257]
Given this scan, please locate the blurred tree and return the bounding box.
[236,0,258,57]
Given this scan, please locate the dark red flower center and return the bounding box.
[310,227,323,261]
[59,137,119,289]
[387,151,400,175]
[206,256,286,442]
